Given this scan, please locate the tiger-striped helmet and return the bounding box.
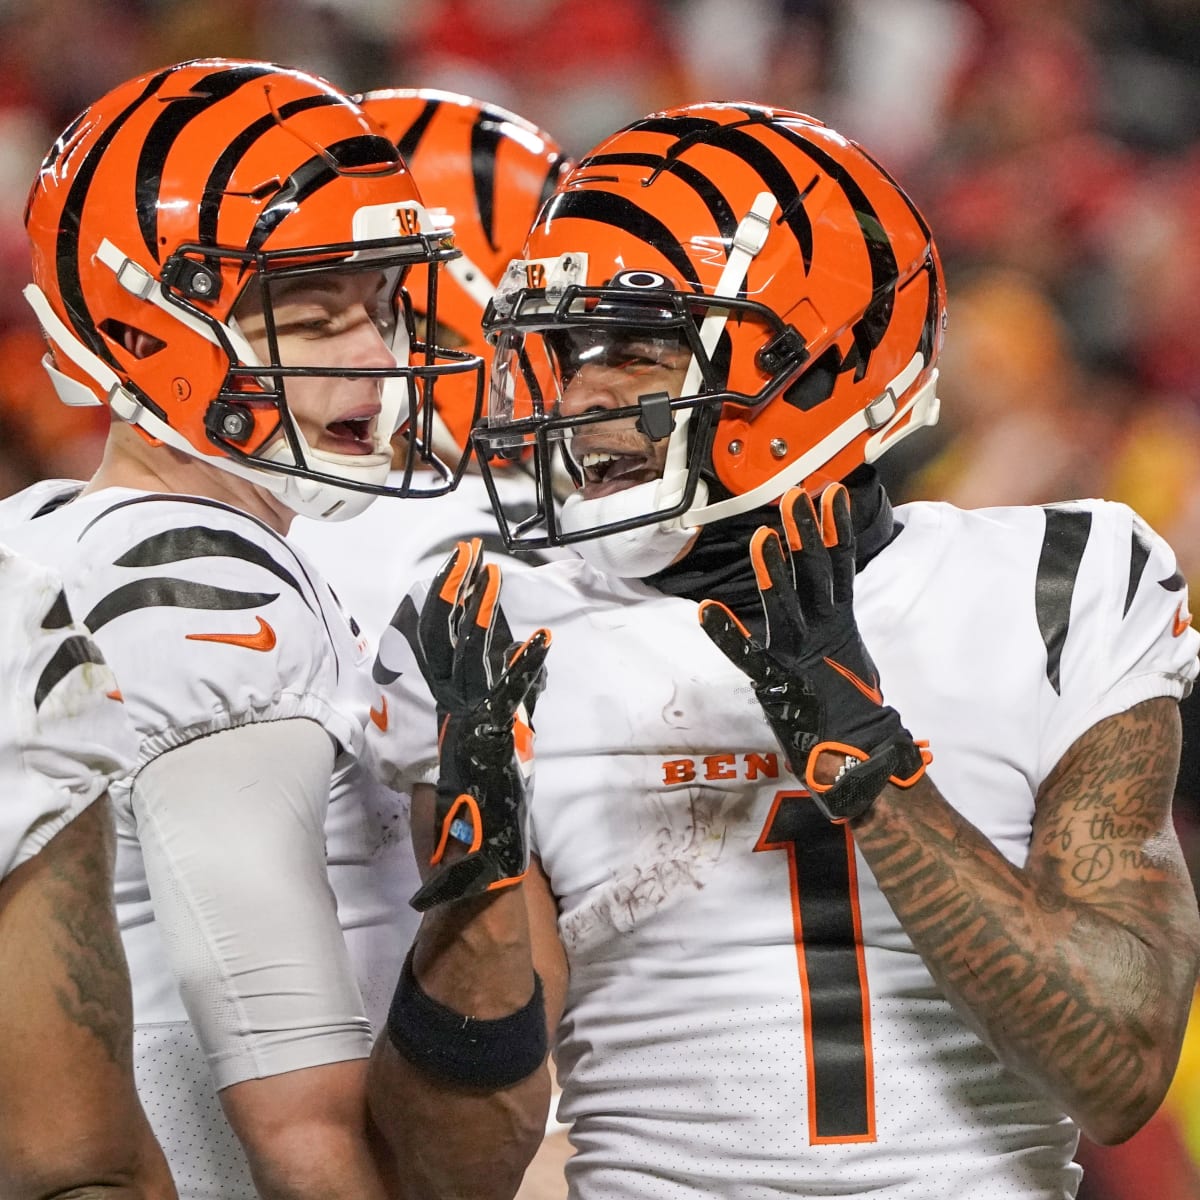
[357,88,570,457]
[476,102,945,575]
[24,59,484,520]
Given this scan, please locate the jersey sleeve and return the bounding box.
[68,499,362,774]
[0,545,137,878]
[1039,501,1199,778]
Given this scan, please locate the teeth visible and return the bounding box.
[581,452,615,468]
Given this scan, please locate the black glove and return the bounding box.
[410,539,551,910]
[698,485,928,822]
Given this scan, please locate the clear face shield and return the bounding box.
[474,258,780,555]
[170,223,485,506]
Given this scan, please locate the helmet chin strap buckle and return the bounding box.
[635,391,675,441]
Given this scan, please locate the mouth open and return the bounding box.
[322,410,379,456]
[577,447,661,498]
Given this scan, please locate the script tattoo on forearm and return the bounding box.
[45,808,134,1067]
[853,698,1189,1126]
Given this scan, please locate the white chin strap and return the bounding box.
[23,237,412,522]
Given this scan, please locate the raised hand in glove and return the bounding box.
[410,538,551,910]
[698,484,929,822]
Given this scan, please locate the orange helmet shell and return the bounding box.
[359,88,570,452]
[520,102,945,501]
[25,59,436,469]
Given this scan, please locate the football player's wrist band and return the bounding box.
[386,947,546,1089]
[805,734,931,823]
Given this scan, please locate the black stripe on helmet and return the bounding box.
[680,123,817,279]
[470,110,506,252]
[537,155,569,211]
[543,189,703,291]
[34,635,108,710]
[135,63,277,261]
[197,94,343,248]
[53,68,173,360]
[245,135,400,256]
[395,97,441,165]
[769,121,899,303]
[581,152,738,247]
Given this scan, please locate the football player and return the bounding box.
[1,59,484,1199]
[0,548,175,1199]
[368,103,1200,1198]
[291,88,572,640]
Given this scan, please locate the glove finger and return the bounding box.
[819,483,856,606]
[487,628,552,721]
[749,526,807,647]
[454,560,503,701]
[419,539,483,682]
[409,852,496,911]
[779,486,834,620]
[697,599,779,689]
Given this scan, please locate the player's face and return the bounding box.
[234,269,399,458]
[551,327,692,500]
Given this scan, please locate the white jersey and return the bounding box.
[0,544,135,879]
[0,481,418,1199]
[290,468,561,641]
[372,498,1199,1200]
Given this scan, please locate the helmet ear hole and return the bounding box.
[99,319,165,359]
[784,345,842,412]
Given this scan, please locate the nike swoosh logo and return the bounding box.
[186,615,277,652]
[369,695,389,732]
[1174,602,1193,638]
[823,657,884,705]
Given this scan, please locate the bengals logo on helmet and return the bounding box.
[23,59,481,520]
[357,88,571,456]
[474,101,946,560]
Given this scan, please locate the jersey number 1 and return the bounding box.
[755,790,876,1143]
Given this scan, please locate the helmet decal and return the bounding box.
[473,102,945,573]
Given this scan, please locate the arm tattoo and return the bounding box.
[43,803,135,1067]
[852,697,1198,1132]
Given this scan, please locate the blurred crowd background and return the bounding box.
[0,1,1196,1196]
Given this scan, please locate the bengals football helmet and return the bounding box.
[24,59,483,520]
[475,102,946,575]
[357,88,570,458]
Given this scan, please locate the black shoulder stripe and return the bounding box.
[1036,507,1093,694]
[198,94,341,247]
[1124,522,1153,616]
[41,589,74,630]
[546,190,703,290]
[34,635,107,710]
[112,526,309,607]
[395,97,441,165]
[136,62,275,259]
[471,112,504,252]
[375,592,420,685]
[582,152,738,244]
[84,578,279,634]
[538,156,568,211]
